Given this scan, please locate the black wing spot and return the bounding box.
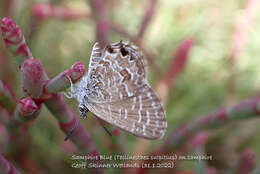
[120,47,128,56]
[106,45,114,53]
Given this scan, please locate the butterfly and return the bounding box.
[68,41,167,139]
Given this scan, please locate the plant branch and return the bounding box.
[32,3,90,20]
[0,18,103,174]
[163,96,260,151]
[46,61,85,94]
[88,0,109,48]
[235,149,257,174]
[156,38,193,105]
[0,17,33,65]
[0,153,21,174]
[137,0,158,41]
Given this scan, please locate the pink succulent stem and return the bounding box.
[1,17,102,173]
[0,17,33,65]
[14,97,41,122]
[137,0,158,41]
[206,167,219,174]
[45,61,85,93]
[162,96,260,151]
[2,0,15,17]
[32,3,90,20]
[1,97,40,133]
[21,58,47,99]
[44,94,103,174]
[0,81,17,113]
[235,149,256,174]
[89,0,109,48]
[110,24,138,42]
[184,132,210,174]
[44,94,96,151]
[189,132,209,149]
[156,38,193,104]
[164,38,193,87]
[0,153,21,174]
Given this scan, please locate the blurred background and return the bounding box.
[1,0,260,173]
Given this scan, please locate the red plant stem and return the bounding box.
[189,132,210,174]
[89,0,109,48]
[13,97,41,122]
[164,38,193,87]
[1,96,40,133]
[44,94,96,152]
[162,96,260,151]
[32,3,90,20]
[45,61,85,93]
[21,58,47,99]
[156,38,193,105]
[189,132,209,149]
[110,24,138,42]
[1,17,102,173]
[0,17,33,66]
[0,153,21,174]
[206,167,219,174]
[2,0,15,17]
[44,94,103,174]
[0,81,17,113]
[137,132,210,174]
[137,0,158,41]
[235,149,256,174]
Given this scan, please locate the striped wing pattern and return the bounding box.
[87,42,102,77]
[86,84,167,139]
[79,41,167,139]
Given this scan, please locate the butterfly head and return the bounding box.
[78,103,89,118]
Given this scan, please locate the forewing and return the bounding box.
[87,42,102,77]
[86,84,167,139]
[87,41,147,103]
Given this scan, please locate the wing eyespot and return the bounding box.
[106,45,114,54]
[120,47,129,57]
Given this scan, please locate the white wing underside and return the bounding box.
[81,41,167,139]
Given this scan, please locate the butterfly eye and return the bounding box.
[120,47,128,56]
[78,104,89,118]
[79,106,85,112]
[79,104,85,112]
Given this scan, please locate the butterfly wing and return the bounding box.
[85,41,167,139]
[86,41,147,103]
[86,84,167,139]
[87,42,102,77]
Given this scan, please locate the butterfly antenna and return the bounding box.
[64,118,80,141]
[96,117,112,137]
